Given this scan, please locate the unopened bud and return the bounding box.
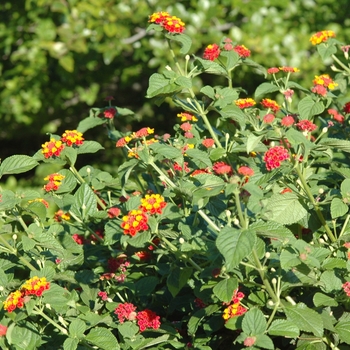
[46,303,52,310]
[271,278,277,285]
[319,238,325,244]
[318,188,324,194]
[270,267,276,272]
[179,237,185,244]
[165,65,172,71]
[233,218,240,226]
[322,127,328,134]
[265,252,271,259]
[86,167,91,174]
[12,234,17,240]
[185,55,190,61]
[267,300,274,306]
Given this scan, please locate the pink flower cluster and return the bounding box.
[342,281,350,297]
[263,146,290,171]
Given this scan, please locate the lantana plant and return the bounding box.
[1,12,350,350]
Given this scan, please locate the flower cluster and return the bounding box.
[342,281,350,297]
[237,166,254,178]
[281,115,295,127]
[54,209,70,222]
[140,194,167,215]
[203,43,221,61]
[177,112,198,122]
[261,98,280,113]
[222,289,247,321]
[267,66,299,74]
[149,11,185,34]
[213,161,233,176]
[327,109,344,123]
[3,276,50,313]
[235,98,256,109]
[41,130,84,158]
[309,30,336,45]
[43,173,65,192]
[344,102,350,114]
[263,146,290,171]
[102,107,117,119]
[203,39,251,60]
[296,119,317,132]
[114,303,161,333]
[121,209,149,236]
[311,74,338,97]
[233,44,251,58]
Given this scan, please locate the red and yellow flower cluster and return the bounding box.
[43,173,65,192]
[267,66,300,74]
[41,130,84,159]
[263,146,290,171]
[149,11,185,34]
[309,30,336,45]
[140,194,167,215]
[222,289,247,321]
[235,98,256,109]
[114,302,161,332]
[3,276,50,313]
[203,39,251,61]
[261,98,280,113]
[311,74,338,97]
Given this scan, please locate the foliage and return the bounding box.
[2,9,350,350]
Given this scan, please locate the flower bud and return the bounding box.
[185,55,190,61]
[179,237,185,244]
[165,65,172,71]
[322,127,328,133]
[271,278,277,285]
[86,167,91,174]
[12,234,17,240]
[233,218,240,226]
[270,267,276,272]
[265,252,271,259]
[318,188,324,194]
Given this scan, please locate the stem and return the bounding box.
[197,209,220,233]
[331,54,350,74]
[233,190,247,229]
[339,214,350,238]
[294,165,336,242]
[33,306,68,334]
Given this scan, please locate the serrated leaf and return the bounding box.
[213,278,238,303]
[187,305,220,335]
[175,76,192,88]
[263,193,307,225]
[200,85,215,99]
[69,319,86,339]
[242,308,267,335]
[63,338,79,350]
[341,178,350,199]
[186,149,212,168]
[317,43,337,61]
[220,50,240,71]
[135,276,159,296]
[0,155,38,177]
[268,319,300,337]
[254,82,280,100]
[216,227,256,271]
[298,96,325,119]
[146,73,180,98]
[167,266,193,297]
[246,134,264,154]
[85,327,120,350]
[313,292,338,307]
[150,143,183,160]
[77,116,106,133]
[71,183,97,219]
[330,198,348,219]
[285,302,323,337]
[22,236,36,251]
[319,270,342,294]
[167,33,192,54]
[209,147,227,161]
[321,258,346,270]
[77,141,104,155]
[319,138,350,153]
[335,320,350,344]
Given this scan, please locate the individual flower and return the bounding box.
[136,309,161,332]
[279,66,300,73]
[61,130,84,147]
[261,98,280,113]
[28,198,49,208]
[3,290,25,313]
[296,120,317,132]
[213,161,233,176]
[43,173,65,192]
[103,107,117,119]
[235,98,256,109]
[21,276,50,297]
[309,30,336,45]
[0,324,7,337]
[238,166,254,177]
[233,44,251,58]
[54,210,70,222]
[140,194,167,215]
[328,108,344,123]
[121,209,149,236]
[343,102,350,114]
[342,281,350,297]
[114,303,137,323]
[134,127,154,138]
[177,112,198,122]
[267,67,279,74]
[98,291,108,301]
[107,256,129,273]
[263,146,290,171]
[203,44,221,61]
[263,113,275,123]
[41,138,65,159]
[107,207,121,218]
[281,115,295,127]
[202,138,215,148]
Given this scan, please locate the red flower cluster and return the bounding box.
[202,138,215,148]
[296,120,317,132]
[114,303,161,333]
[311,74,338,97]
[233,44,251,58]
[103,107,117,119]
[3,290,25,313]
[281,115,295,127]
[267,67,299,74]
[43,173,65,192]
[121,209,149,236]
[237,166,254,177]
[222,289,247,321]
[61,130,84,147]
[342,281,350,297]
[149,11,185,34]
[344,102,350,114]
[235,98,256,109]
[213,161,233,176]
[309,30,336,45]
[263,146,290,171]
[261,98,280,113]
[140,194,167,215]
[107,207,121,218]
[327,109,344,123]
[0,324,7,337]
[263,113,275,123]
[203,43,221,61]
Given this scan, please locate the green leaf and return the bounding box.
[186,149,212,168]
[341,178,350,200]
[85,327,120,350]
[335,320,350,344]
[317,42,337,61]
[77,141,104,154]
[209,147,227,161]
[175,76,192,89]
[117,322,139,339]
[71,183,97,219]
[319,270,343,294]
[63,338,79,350]
[254,82,280,100]
[268,319,300,337]
[138,334,170,349]
[263,193,307,225]
[135,276,159,296]
[216,227,256,271]
[59,54,74,72]
[219,104,247,129]
[0,155,38,177]
[167,33,192,54]
[42,284,71,313]
[220,50,240,71]
[313,292,338,307]
[319,138,350,153]
[255,334,274,350]
[330,198,348,219]
[298,96,325,119]
[150,143,183,160]
[213,278,238,303]
[242,308,267,335]
[69,319,86,339]
[200,85,215,99]
[285,302,323,337]
[146,73,180,98]
[167,266,193,297]
[77,116,107,133]
[194,57,227,76]
[127,231,151,248]
[321,258,346,270]
[22,235,36,251]
[187,305,220,335]
[246,134,264,154]
[61,146,77,166]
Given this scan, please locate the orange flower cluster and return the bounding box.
[121,209,149,236]
[177,112,198,122]
[54,209,71,222]
[312,74,338,97]
[222,289,247,321]
[309,30,336,45]
[43,173,65,192]
[261,98,280,113]
[149,11,185,34]
[3,276,50,313]
[235,98,256,109]
[140,194,167,215]
[41,130,85,158]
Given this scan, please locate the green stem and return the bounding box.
[331,54,350,74]
[294,165,336,242]
[196,209,220,233]
[339,214,350,238]
[233,190,247,229]
[33,306,68,334]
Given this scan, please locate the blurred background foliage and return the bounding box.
[1,0,350,171]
